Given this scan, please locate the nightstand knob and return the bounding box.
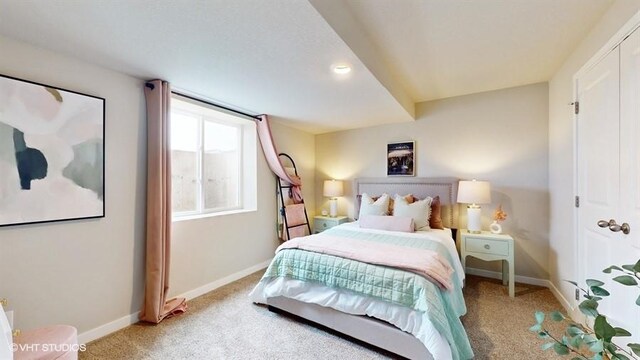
[323,223,327,228]
[484,244,490,250]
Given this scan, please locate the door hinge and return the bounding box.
[575,196,580,208]
[575,288,580,301]
[574,101,579,115]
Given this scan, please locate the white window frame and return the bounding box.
[171,94,257,221]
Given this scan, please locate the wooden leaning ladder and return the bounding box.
[276,153,311,241]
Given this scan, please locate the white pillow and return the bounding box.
[359,193,390,218]
[393,194,432,230]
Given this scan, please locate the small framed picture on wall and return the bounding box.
[387,141,415,176]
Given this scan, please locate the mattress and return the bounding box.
[250,222,472,360]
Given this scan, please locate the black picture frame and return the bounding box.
[387,141,415,176]
[0,73,105,227]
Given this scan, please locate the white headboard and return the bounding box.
[353,177,459,229]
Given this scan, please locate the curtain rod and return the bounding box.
[145,82,261,121]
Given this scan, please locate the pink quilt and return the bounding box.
[277,233,454,290]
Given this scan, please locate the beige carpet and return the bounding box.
[80,272,566,359]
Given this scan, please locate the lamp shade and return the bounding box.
[457,180,491,205]
[323,180,344,198]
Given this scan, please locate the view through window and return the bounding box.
[170,95,256,217]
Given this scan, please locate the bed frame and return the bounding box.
[266,177,460,360]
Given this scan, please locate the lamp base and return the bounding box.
[329,198,338,217]
[466,205,482,233]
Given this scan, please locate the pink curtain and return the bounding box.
[140,80,187,324]
[256,114,303,203]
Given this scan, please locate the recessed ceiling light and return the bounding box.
[333,65,352,74]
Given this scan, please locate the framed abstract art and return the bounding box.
[387,141,415,176]
[0,74,105,227]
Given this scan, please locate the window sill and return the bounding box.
[172,208,256,222]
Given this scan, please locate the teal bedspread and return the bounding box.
[260,226,473,360]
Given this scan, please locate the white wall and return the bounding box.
[0,35,316,339]
[548,0,640,312]
[316,83,550,279]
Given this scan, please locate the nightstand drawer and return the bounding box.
[465,237,508,256]
[313,216,348,233]
[314,218,332,232]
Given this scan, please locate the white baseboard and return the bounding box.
[546,279,574,313]
[77,312,140,345]
[465,267,548,287]
[174,259,272,301]
[77,259,271,345]
[466,267,574,312]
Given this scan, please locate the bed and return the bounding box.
[250,177,472,360]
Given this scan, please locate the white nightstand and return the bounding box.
[460,230,515,297]
[314,215,348,233]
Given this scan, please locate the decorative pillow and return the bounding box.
[393,194,432,230]
[359,215,415,233]
[356,194,409,216]
[429,196,444,229]
[407,195,445,230]
[358,193,390,218]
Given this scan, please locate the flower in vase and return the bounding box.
[493,204,507,222]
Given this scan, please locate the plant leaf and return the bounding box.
[535,311,545,324]
[637,294,640,307]
[567,325,584,337]
[590,286,610,296]
[587,279,605,287]
[550,311,565,322]
[554,342,570,355]
[570,335,583,348]
[633,260,640,273]
[613,275,638,286]
[589,339,604,353]
[614,327,632,337]
[628,343,640,356]
[603,265,623,273]
[529,324,542,332]
[594,315,617,342]
[541,342,556,351]
[622,264,635,272]
[579,299,599,317]
[538,331,549,339]
[591,354,603,360]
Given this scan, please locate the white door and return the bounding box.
[619,26,640,337]
[577,45,621,322]
[577,28,640,338]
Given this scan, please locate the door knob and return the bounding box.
[597,219,613,228]
[609,222,631,235]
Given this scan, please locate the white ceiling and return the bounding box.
[341,0,614,102]
[0,0,613,134]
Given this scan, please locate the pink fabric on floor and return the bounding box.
[359,215,415,232]
[14,325,78,360]
[278,234,454,290]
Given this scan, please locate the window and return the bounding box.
[170,95,257,218]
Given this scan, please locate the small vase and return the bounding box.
[489,221,502,234]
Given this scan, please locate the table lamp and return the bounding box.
[323,180,344,217]
[457,179,491,233]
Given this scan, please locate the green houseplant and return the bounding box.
[530,260,640,360]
